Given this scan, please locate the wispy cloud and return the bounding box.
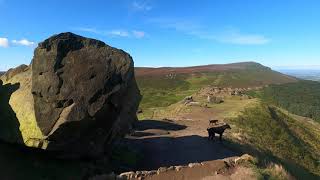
[148,18,270,45]
[12,39,35,46]
[0,37,9,48]
[212,30,270,45]
[132,1,152,11]
[108,30,130,37]
[75,27,146,39]
[132,30,145,38]
[76,27,101,34]
[147,18,202,33]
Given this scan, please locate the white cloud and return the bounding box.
[75,27,100,34]
[148,18,270,45]
[213,31,270,45]
[147,18,201,33]
[132,30,145,38]
[108,30,130,37]
[132,1,152,11]
[12,39,35,46]
[0,37,9,48]
[76,27,146,39]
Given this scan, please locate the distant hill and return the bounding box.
[0,72,5,76]
[135,62,298,108]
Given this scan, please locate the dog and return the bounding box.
[209,119,219,125]
[207,123,231,141]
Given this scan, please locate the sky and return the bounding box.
[1,0,320,71]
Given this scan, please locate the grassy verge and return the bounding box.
[225,103,320,179]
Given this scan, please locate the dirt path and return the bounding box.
[123,117,239,171]
[114,98,259,180]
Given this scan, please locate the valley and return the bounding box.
[279,69,320,82]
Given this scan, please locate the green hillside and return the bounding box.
[226,103,320,179]
[135,62,297,109]
[248,80,320,122]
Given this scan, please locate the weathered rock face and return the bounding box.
[30,32,141,157]
[4,64,28,81]
[0,32,141,157]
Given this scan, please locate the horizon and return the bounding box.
[2,59,320,71]
[1,0,320,71]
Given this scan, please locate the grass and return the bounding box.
[1,69,44,146]
[248,80,320,122]
[225,103,320,179]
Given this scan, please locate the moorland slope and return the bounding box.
[135,62,297,108]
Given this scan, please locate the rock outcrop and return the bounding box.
[3,64,29,81]
[0,32,141,157]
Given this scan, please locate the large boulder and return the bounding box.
[0,32,141,157]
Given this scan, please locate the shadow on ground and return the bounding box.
[114,119,239,171]
[134,119,187,131]
[124,135,240,171]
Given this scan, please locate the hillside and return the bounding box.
[135,62,298,109]
[226,104,320,179]
[248,80,320,122]
[134,86,320,179]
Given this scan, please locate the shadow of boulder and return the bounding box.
[0,80,23,144]
[120,135,240,171]
[134,120,187,131]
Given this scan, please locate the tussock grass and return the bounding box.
[226,103,320,179]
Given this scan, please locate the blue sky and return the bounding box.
[1,0,320,70]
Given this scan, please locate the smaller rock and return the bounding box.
[146,170,157,176]
[207,95,224,104]
[157,167,168,174]
[183,96,194,104]
[119,171,135,179]
[234,154,255,164]
[175,165,184,171]
[4,64,28,81]
[188,162,201,168]
[135,171,142,178]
